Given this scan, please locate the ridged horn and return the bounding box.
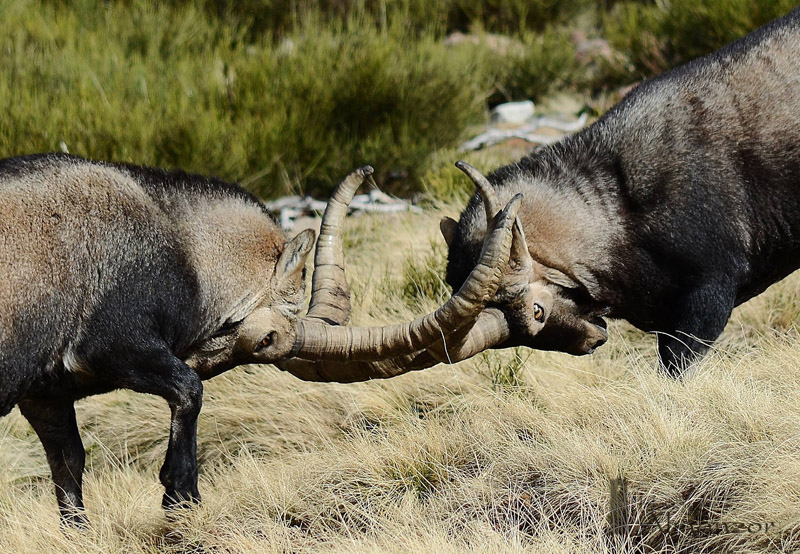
[282,194,521,363]
[278,308,511,383]
[305,165,373,325]
[455,160,500,224]
[456,160,531,271]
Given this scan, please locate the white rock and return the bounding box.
[490,100,535,125]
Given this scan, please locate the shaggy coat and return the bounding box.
[446,8,800,374]
[0,153,312,521]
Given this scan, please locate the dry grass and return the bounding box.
[2,202,800,553]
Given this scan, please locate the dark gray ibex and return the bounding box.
[0,153,551,525]
[442,8,800,376]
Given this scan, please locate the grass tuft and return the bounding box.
[400,240,450,309]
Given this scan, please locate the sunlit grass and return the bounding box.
[1,199,799,552]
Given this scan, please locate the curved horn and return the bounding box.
[510,217,534,272]
[277,308,511,382]
[305,165,373,325]
[278,347,439,382]
[456,160,531,270]
[455,160,500,224]
[425,307,511,363]
[281,194,522,363]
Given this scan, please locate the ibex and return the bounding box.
[0,153,552,525]
[442,8,800,376]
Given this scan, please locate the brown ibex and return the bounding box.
[442,8,800,376]
[0,153,552,525]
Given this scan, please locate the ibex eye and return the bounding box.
[533,303,545,322]
[255,331,277,353]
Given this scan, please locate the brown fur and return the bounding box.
[0,153,316,522]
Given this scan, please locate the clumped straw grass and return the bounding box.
[1,204,799,553]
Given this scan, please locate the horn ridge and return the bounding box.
[305,165,373,325]
[278,308,511,383]
[455,160,500,225]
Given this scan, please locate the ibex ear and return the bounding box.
[276,228,315,286]
[534,260,580,289]
[534,259,603,297]
[439,217,457,247]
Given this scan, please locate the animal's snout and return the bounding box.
[583,318,608,354]
[587,333,607,354]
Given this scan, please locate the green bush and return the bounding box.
[177,0,599,38]
[7,0,790,200]
[604,0,799,79]
[0,1,489,197]
[491,27,583,104]
[430,0,595,35]
[230,22,489,196]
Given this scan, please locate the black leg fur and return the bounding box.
[657,280,735,377]
[105,347,204,511]
[19,398,87,527]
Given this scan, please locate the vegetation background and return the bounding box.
[1,0,796,197]
[1,1,799,552]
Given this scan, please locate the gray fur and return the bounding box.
[446,9,800,374]
[0,153,312,523]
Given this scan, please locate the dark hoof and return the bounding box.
[59,508,90,530]
[162,490,201,512]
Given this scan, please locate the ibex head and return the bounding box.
[441,162,608,356]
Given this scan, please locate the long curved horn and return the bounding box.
[456,160,500,224]
[305,165,373,325]
[281,194,522,363]
[277,308,510,382]
[278,347,439,382]
[425,307,511,363]
[457,161,532,272]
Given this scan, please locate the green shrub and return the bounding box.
[0,1,488,198]
[0,1,250,183]
[491,27,583,104]
[604,0,799,80]
[174,0,599,39]
[229,21,489,196]
[8,0,786,200]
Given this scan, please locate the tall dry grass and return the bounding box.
[1,193,799,553]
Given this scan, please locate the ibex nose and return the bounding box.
[584,320,608,354]
[588,335,607,353]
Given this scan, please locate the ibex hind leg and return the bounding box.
[18,397,88,527]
